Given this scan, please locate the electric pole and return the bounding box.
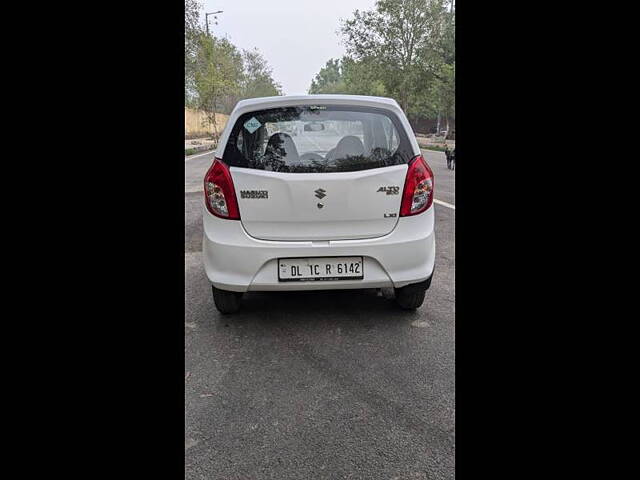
[205,10,223,36]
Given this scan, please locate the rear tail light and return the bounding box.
[400,155,434,216]
[204,158,240,219]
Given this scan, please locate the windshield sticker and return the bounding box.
[244,117,262,133]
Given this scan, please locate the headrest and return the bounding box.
[265,133,299,163]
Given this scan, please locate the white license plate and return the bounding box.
[278,257,364,282]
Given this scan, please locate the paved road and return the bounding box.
[185,149,455,479]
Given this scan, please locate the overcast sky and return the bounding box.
[200,0,377,95]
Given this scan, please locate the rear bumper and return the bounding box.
[202,205,435,292]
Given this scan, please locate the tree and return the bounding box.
[185,0,202,106]
[240,48,283,99]
[308,57,386,96]
[341,56,387,96]
[185,3,283,137]
[436,3,455,132]
[193,35,244,141]
[309,59,347,94]
[215,48,283,114]
[412,0,454,131]
[306,0,455,131]
[341,0,451,113]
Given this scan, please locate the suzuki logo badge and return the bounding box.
[314,188,326,199]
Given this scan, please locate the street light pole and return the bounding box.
[205,10,223,37]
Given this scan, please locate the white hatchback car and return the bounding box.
[203,95,435,313]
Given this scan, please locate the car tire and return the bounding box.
[212,286,243,314]
[394,278,432,310]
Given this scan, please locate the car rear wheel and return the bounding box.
[394,278,432,310]
[212,286,243,314]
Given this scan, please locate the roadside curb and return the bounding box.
[418,144,454,152]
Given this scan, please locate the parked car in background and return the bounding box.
[202,95,435,313]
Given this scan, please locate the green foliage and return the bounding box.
[193,35,244,139]
[185,0,202,106]
[309,59,347,94]
[342,57,387,96]
[309,0,454,127]
[186,3,282,137]
[309,57,386,96]
[240,48,283,99]
[214,47,283,115]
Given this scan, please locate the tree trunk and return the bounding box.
[210,112,219,144]
[399,90,409,115]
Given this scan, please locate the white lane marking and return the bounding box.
[434,199,455,210]
[185,150,215,161]
[411,320,430,328]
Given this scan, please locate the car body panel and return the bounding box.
[231,164,407,241]
[203,205,435,292]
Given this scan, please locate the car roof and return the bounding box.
[234,94,400,111]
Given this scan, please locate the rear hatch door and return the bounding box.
[231,165,407,241]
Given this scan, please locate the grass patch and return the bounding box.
[185,145,215,156]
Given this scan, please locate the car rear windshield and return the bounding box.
[221,105,414,173]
